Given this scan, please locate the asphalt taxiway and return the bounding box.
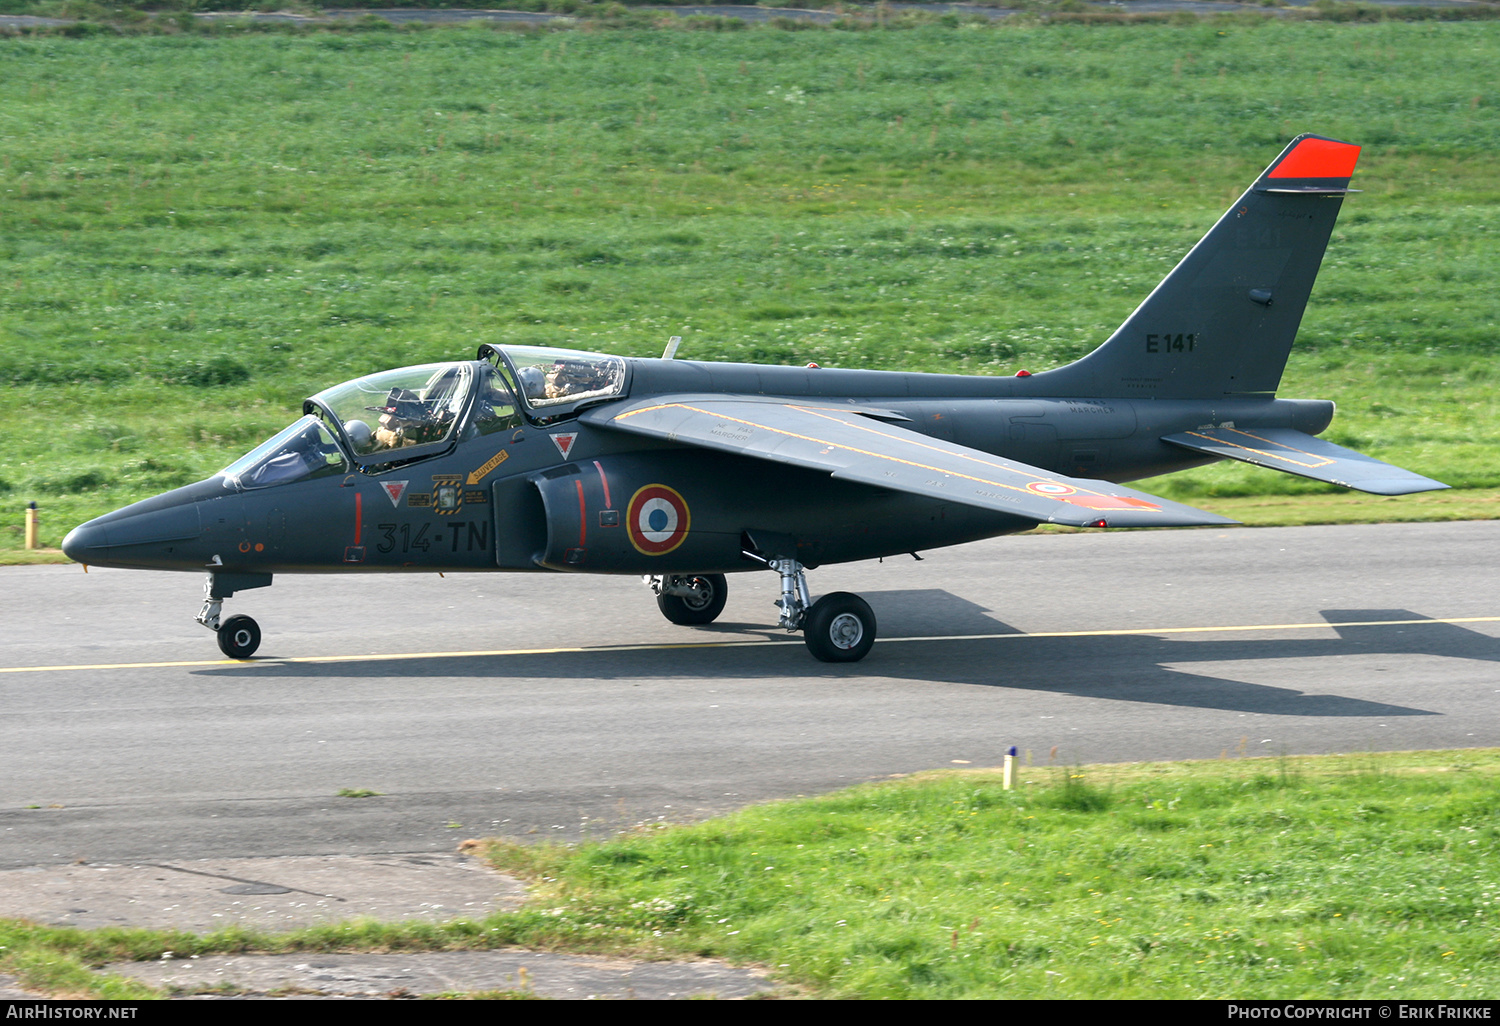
[3,519,1498,869]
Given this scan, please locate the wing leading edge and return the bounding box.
[584,396,1237,529]
[1162,427,1448,496]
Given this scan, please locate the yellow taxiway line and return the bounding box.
[3,616,1498,675]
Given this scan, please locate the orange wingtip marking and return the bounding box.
[1058,495,1162,512]
[1268,137,1361,179]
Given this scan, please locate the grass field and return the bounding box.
[480,751,1500,999]
[1,20,1498,551]
[3,749,1499,999]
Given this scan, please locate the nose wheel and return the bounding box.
[216,615,262,659]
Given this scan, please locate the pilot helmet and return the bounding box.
[518,366,546,399]
[343,419,373,450]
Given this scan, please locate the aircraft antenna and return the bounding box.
[662,335,682,360]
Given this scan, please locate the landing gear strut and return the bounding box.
[195,572,269,659]
[766,557,812,630]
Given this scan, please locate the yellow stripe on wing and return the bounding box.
[614,402,1123,505]
[1183,428,1338,471]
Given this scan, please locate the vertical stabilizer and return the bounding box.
[1038,135,1360,399]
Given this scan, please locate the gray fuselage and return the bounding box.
[63,355,1332,578]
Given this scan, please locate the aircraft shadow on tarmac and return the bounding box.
[195,593,1495,718]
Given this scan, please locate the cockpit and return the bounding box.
[218,346,629,490]
[311,361,476,460]
[494,345,627,409]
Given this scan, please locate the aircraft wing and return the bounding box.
[583,396,1237,528]
[1162,427,1449,496]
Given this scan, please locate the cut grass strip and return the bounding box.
[475,750,1500,999]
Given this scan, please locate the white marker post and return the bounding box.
[24,502,38,550]
[1003,745,1017,790]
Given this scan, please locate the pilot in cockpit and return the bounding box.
[545,358,609,400]
[517,366,547,402]
[368,387,446,451]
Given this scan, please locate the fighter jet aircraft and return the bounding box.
[62,134,1447,662]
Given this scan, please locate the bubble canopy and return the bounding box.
[220,347,630,489]
[481,345,628,411]
[306,362,475,462]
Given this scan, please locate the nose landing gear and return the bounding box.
[195,571,271,659]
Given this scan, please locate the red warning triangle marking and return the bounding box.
[381,480,409,507]
[551,433,578,459]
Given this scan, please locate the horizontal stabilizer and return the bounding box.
[1162,427,1449,496]
[588,396,1238,529]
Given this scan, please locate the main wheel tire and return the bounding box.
[217,614,261,659]
[803,592,876,663]
[657,574,729,625]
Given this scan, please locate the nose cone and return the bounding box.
[62,477,235,570]
[61,522,108,564]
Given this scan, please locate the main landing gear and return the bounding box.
[195,573,264,659]
[766,557,877,663]
[648,574,729,625]
[650,559,878,663]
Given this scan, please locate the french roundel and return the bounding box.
[1027,481,1077,497]
[627,484,691,556]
